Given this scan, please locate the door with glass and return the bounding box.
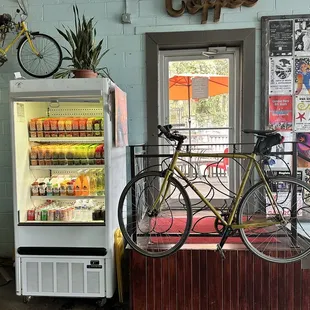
[159,48,241,207]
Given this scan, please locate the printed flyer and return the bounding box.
[295,18,310,56]
[269,57,293,95]
[295,58,310,95]
[268,96,293,131]
[295,95,310,131]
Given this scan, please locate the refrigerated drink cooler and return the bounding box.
[9,78,127,306]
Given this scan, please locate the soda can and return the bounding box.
[41,210,48,221]
[48,209,55,221]
[54,209,61,221]
[35,209,41,221]
[27,210,35,221]
[60,209,67,221]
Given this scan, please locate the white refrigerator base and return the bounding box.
[16,255,115,299]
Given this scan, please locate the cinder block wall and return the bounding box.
[0,0,305,256]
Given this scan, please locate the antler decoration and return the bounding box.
[165,0,258,23]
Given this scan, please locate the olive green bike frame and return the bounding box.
[154,150,284,230]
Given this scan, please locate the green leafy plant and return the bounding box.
[54,5,112,79]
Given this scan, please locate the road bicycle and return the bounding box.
[0,1,62,78]
[118,124,310,264]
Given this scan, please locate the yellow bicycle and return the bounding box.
[118,124,310,263]
[0,1,62,78]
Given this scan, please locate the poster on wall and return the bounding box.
[115,86,128,148]
[297,132,310,168]
[295,58,310,95]
[295,95,310,131]
[268,96,293,130]
[269,20,293,56]
[295,18,310,55]
[269,57,293,94]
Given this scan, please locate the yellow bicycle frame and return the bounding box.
[154,150,283,230]
[0,21,39,56]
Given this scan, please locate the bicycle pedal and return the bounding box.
[216,244,226,260]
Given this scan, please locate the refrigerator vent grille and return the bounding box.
[49,107,103,117]
[21,257,105,297]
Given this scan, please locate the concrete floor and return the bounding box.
[0,266,128,310]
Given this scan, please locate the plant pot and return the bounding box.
[73,69,98,78]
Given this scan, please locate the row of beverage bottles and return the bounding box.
[26,200,105,222]
[29,117,103,138]
[30,144,104,166]
[31,170,105,197]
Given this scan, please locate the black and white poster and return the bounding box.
[269,57,293,94]
[269,20,293,56]
[295,18,310,55]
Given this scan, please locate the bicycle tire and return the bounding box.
[237,176,310,263]
[118,171,192,258]
[17,33,62,78]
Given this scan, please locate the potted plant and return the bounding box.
[54,5,111,79]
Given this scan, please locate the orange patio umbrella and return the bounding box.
[169,74,229,100]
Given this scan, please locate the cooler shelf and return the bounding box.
[30,165,104,170]
[29,137,103,143]
[31,195,105,201]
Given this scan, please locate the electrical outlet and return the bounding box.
[121,13,131,24]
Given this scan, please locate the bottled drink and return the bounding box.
[96,169,105,196]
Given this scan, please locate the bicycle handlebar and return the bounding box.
[157,124,187,142]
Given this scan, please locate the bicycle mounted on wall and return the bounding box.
[0,1,62,78]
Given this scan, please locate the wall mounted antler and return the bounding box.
[165,0,258,24]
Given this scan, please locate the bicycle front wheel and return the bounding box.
[238,176,310,263]
[17,33,62,78]
[118,171,192,258]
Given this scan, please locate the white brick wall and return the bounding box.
[0,0,308,256]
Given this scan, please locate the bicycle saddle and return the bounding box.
[243,129,276,136]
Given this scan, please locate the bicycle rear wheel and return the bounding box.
[118,171,192,258]
[238,176,310,263]
[17,33,62,78]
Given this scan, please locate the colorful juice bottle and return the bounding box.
[89,170,97,195]
[96,169,104,196]
[79,118,87,137]
[86,118,94,136]
[93,118,101,136]
[82,171,90,196]
[58,118,65,136]
[36,118,44,131]
[74,173,83,196]
[72,118,79,137]
[65,118,73,137]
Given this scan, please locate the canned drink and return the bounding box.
[48,209,55,221]
[27,210,35,221]
[54,209,61,221]
[41,210,48,221]
[60,209,68,221]
[35,209,41,221]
